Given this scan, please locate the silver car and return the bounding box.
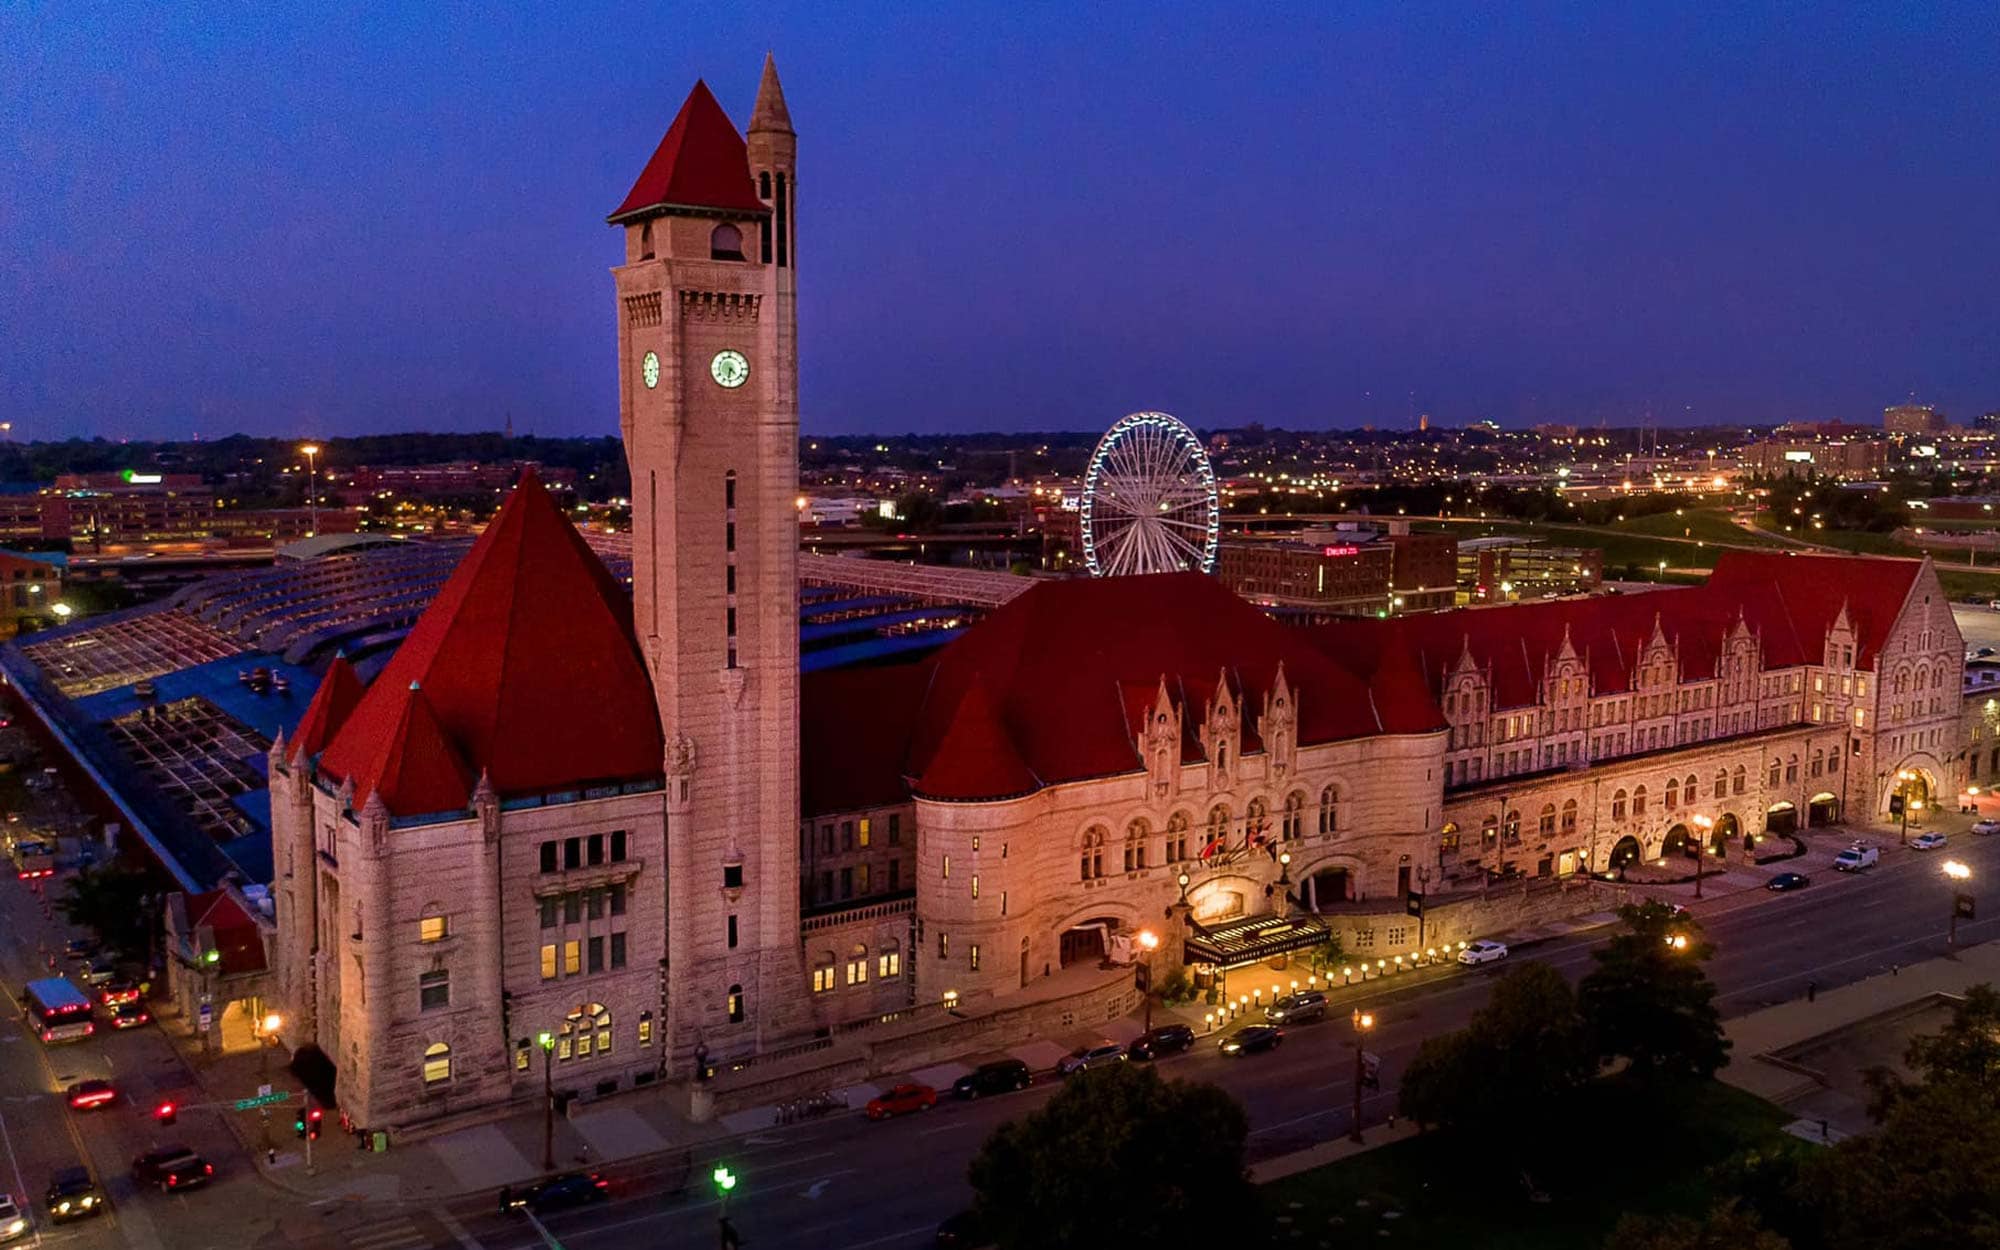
[1056,1040,1127,1075]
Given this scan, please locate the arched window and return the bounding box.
[1785,755,1799,783]
[1685,774,1699,797]
[1206,805,1229,855]
[1123,819,1149,872]
[1665,778,1680,809]
[812,951,836,994]
[1561,798,1578,832]
[1282,791,1305,841]
[1079,826,1106,881]
[1733,764,1749,797]
[1481,814,1499,846]
[1440,821,1461,852]
[1612,789,1628,821]
[846,943,869,986]
[1768,759,1781,787]
[1633,785,1648,816]
[1714,770,1728,799]
[1319,785,1339,835]
[710,222,745,261]
[639,219,654,260]
[878,941,902,980]
[561,1003,612,1060]
[1538,803,1556,835]
[1166,811,1190,863]
[727,984,745,1024]
[1246,797,1269,845]
[1504,809,1521,842]
[422,1042,451,1084]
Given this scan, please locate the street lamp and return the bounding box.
[299,443,321,536]
[1691,814,1714,900]
[1349,1009,1376,1143]
[538,1030,556,1170]
[255,1011,283,1151]
[52,602,72,621]
[1896,769,1918,846]
[1665,932,1690,952]
[1945,860,1974,948]
[1137,929,1160,1033]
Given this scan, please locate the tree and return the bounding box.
[1607,1199,1791,1250]
[57,866,156,963]
[1399,961,1593,1142]
[1866,981,2000,1116]
[969,1062,1257,1250]
[1579,900,1729,1080]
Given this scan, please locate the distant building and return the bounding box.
[1976,412,2000,432]
[1884,404,1945,435]
[329,461,578,505]
[1457,536,1603,602]
[1741,438,1888,481]
[1532,423,1579,439]
[1217,533,1395,618]
[0,549,64,637]
[1384,531,1459,612]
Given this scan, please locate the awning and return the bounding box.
[1184,911,1330,969]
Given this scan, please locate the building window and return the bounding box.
[879,946,901,978]
[422,1042,451,1085]
[564,940,581,976]
[941,854,950,880]
[727,914,738,949]
[1166,811,1190,862]
[562,1003,612,1060]
[610,883,627,916]
[1611,790,1628,821]
[1539,804,1556,835]
[539,897,558,929]
[888,859,901,891]
[1733,765,1747,795]
[610,932,627,970]
[970,943,981,972]
[1664,778,1679,809]
[888,813,902,845]
[587,889,605,921]
[1504,810,1521,842]
[858,818,871,848]
[970,873,979,899]
[1124,819,1148,871]
[565,893,582,925]
[639,1011,653,1047]
[1633,785,1648,816]
[847,944,869,985]
[938,931,949,960]
[611,829,628,862]
[516,1039,531,1071]
[586,936,604,974]
[563,837,581,870]
[723,863,744,890]
[727,984,745,1024]
[1078,827,1105,881]
[1786,755,1799,783]
[540,944,558,980]
[419,969,450,1011]
[1481,814,1499,846]
[813,960,836,993]
[1561,799,1578,832]
[540,841,558,873]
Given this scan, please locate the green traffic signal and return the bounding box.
[712,1165,737,1193]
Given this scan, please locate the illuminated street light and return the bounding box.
[1945,860,1974,947]
[1349,1009,1377,1143]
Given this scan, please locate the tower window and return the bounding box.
[759,171,771,198]
[775,172,789,268]
[727,914,738,949]
[639,220,654,260]
[709,222,745,261]
[727,984,745,1024]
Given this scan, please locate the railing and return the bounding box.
[801,892,915,934]
[798,553,1034,608]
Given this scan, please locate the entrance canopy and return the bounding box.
[1185,912,1330,970]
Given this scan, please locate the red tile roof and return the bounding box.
[186,889,267,975]
[609,80,769,222]
[287,653,362,764]
[800,664,931,816]
[336,681,474,819]
[319,470,663,817]
[914,675,1040,801]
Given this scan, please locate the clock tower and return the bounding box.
[609,56,808,1066]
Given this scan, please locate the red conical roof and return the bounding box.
[320,471,663,816]
[913,676,1040,802]
[289,654,363,764]
[609,80,769,221]
[345,682,473,818]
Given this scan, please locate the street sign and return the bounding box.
[1956,893,1977,920]
[257,1083,272,1098]
[1405,892,1425,918]
[197,1004,213,1033]
[233,1090,291,1111]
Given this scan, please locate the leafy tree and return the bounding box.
[1399,961,1593,1142]
[969,1062,1258,1250]
[1579,900,1729,1080]
[57,866,156,963]
[1866,981,2000,1116]
[1796,1076,2000,1250]
[1607,1199,1791,1250]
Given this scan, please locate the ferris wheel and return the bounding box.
[1080,411,1221,578]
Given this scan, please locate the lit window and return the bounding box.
[639,1012,653,1046]
[847,944,869,985]
[727,984,745,1024]
[970,943,981,972]
[812,962,835,993]
[878,947,901,978]
[422,1042,451,1084]
[420,914,448,943]
[563,940,581,976]
[540,944,558,980]
[970,874,979,899]
[858,818,871,848]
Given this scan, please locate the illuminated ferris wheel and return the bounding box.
[1080,411,1221,578]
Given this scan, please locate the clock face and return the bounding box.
[710,349,749,389]
[641,351,660,389]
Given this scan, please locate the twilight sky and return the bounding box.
[5,2,1998,440]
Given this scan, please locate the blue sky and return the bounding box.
[5,2,1998,439]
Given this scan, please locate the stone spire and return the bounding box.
[750,52,794,135]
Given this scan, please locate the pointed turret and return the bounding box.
[608,80,768,222]
[749,53,794,135]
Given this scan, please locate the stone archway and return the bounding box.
[1608,835,1644,871]
[1716,812,1743,853]
[1059,917,1122,968]
[1766,801,1798,837]
[1661,824,1692,859]
[1807,792,1841,828]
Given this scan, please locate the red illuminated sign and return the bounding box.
[1320,545,1360,558]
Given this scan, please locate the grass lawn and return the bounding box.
[1261,1079,1797,1250]
[1608,508,1788,549]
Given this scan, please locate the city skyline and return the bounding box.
[6,4,1999,441]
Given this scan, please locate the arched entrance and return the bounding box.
[1661,824,1692,858]
[1060,918,1121,968]
[1807,792,1840,827]
[1716,812,1743,853]
[1608,836,1644,871]
[1765,801,1797,837]
[1308,866,1352,909]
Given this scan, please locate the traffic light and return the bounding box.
[711,1165,736,1195]
[154,1101,177,1126]
[294,1111,307,1137]
[307,1107,323,1140]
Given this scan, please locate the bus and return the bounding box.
[23,977,94,1044]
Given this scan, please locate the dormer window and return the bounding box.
[710,223,745,261]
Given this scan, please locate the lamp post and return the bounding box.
[1896,769,1917,846]
[538,1030,555,1171]
[300,443,321,536]
[256,1011,282,1151]
[1691,814,1713,900]
[1349,1009,1376,1143]
[1137,929,1159,1033]
[1945,860,1973,948]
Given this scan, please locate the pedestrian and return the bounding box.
[266,1147,277,1166]
[1807,979,1818,1003]
[1893,963,1900,977]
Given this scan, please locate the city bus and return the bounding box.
[23,977,94,1044]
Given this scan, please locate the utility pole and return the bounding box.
[539,1031,556,1171]
[1349,1009,1375,1144]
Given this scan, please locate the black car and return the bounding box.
[952,1059,1031,1099]
[1218,1024,1284,1056]
[131,1146,212,1193]
[505,1172,609,1214]
[1766,872,1811,892]
[45,1166,105,1222]
[1129,1023,1196,1060]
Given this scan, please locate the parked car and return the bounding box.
[107,1003,151,1030]
[1767,872,1812,891]
[1833,844,1880,872]
[1911,832,1948,851]
[1128,1023,1197,1060]
[130,1147,212,1193]
[97,980,140,1007]
[952,1059,1031,1099]
[1972,819,2000,836]
[504,1172,609,1213]
[43,1168,104,1223]
[865,1082,938,1120]
[64,1080,116,1111]
[1458,940,1510,965]
[1218,1024,1284,1056]
[0,1193,28,1242]
[1265,991,1327,1025]
[1056,1040,1127,1075]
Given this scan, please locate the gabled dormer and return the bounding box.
[1258,663,1297,781]
[1445,639,1486,725]
[1200,669,1242,791]
[1144,678,1182,800]
[1824,602,1857,670]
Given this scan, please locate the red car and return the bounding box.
[98,980,141,1007]
[865,1082,937,1121]
[66,1079,117,1110]
[108,1002,151,1029]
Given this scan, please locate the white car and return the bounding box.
[0,1193,27,1242]
[1911,832,1948,851]
[1457,940,1509,965]
[1973,820,2000,836]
